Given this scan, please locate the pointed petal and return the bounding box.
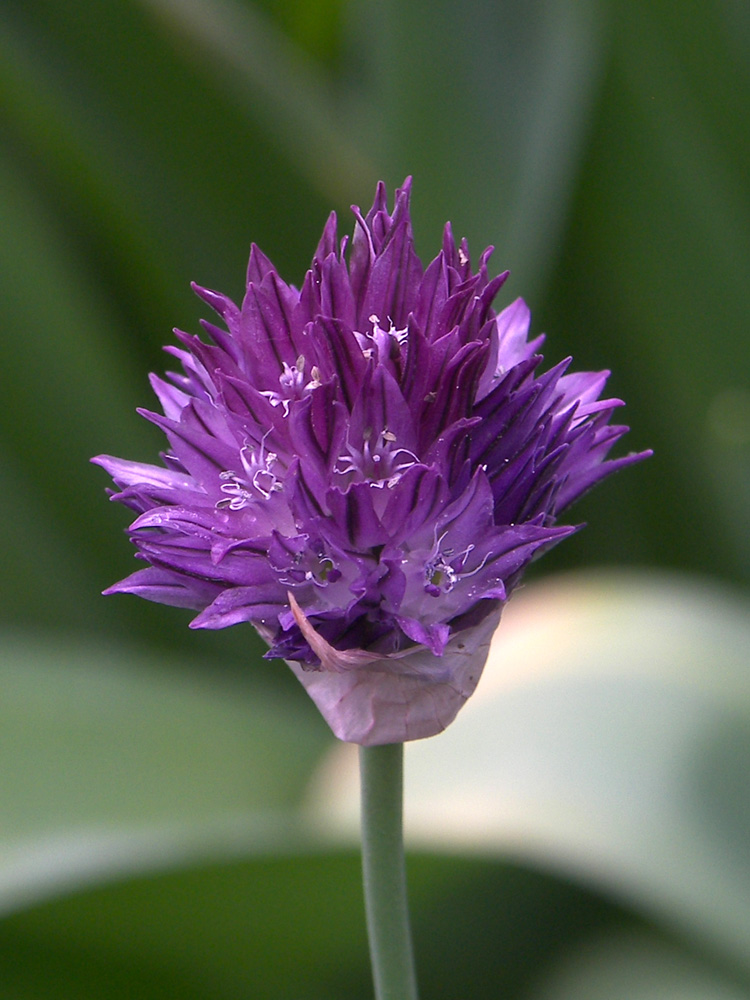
[309,316,367,409]
[190,581,287,629]
[104,566,220,609]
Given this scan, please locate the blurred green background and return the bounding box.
[1,0,750,997]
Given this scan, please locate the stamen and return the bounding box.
[355,315,409,363]
[277,544,341,588]
[423,532,490,596]
[335,429,419,488]
[215,432,282,509]
[260,357,321,415]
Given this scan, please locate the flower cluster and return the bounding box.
[94,180,647,744]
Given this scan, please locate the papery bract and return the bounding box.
[93,180,648,744]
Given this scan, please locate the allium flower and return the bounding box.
[93,180,648,745]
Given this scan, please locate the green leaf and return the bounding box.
[0,850,638,1000]
[539,0,750,583]
[312,570,750,980]
[0,147,155,635]
[349,0,607,299]
[6,576,750,997]
[537,927,750,1000]
[0,631,330,914]
[134,0,379,207]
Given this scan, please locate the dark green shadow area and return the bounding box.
[0,851,686,1000]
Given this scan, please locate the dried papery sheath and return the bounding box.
[94,180,648,744]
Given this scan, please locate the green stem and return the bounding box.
[359,743,419,1000]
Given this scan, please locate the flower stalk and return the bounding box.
[360,742,419,1000]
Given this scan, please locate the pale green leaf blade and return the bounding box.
[0,631,330,913]
[312,570,750,974]
[537,928,749,1000]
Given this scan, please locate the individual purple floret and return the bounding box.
[93,179,648,744]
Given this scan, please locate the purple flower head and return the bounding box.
[93,180,648,745]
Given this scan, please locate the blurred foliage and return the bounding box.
[1,0,748,657]
[1,0,750,996]
[2,573,750,997]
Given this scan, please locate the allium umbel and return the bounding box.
[93,180,648,745]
